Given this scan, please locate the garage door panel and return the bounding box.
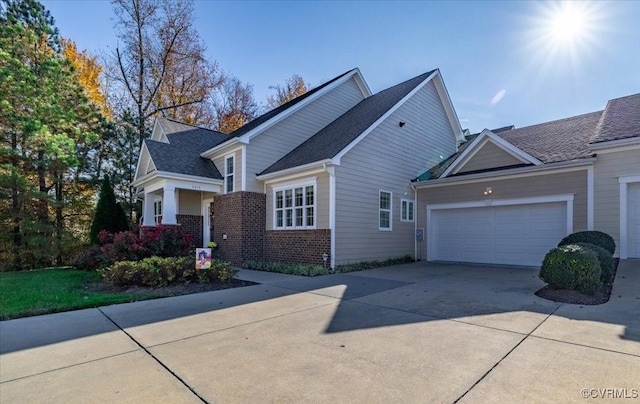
[431,201,567,267]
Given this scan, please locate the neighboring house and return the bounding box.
[414,93,640,265]
[132,67,640,268]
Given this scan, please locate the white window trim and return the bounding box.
[224,154,235,194]
[153,196,163,225]
[379,190,393,231]
[401,198,414,222]
[273,179,317,230]
[619,174,640,259]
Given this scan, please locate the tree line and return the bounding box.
[0,0,309,270]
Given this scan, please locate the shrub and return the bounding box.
[72,245,112,270]
[572,242,615,283]
[100,231,150,263]
[241,261,328,276]
[540,244,602,295]
[336,255,414,273]
[140,225,194,257]
[102,256,236,287]
[558,231,616,255]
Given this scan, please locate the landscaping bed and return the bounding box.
[536,258,620,305]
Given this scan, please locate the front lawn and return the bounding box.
[0,268,160,320]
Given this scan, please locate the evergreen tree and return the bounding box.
[89,175,127,244]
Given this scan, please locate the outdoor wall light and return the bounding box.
[399,121,406,127]
[483,187,493,196]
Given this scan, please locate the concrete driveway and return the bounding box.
[1,261,639,403]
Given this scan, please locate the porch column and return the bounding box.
[162,187,177,225]
[142,192,155,226]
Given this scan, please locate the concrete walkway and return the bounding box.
[1,260,638,403]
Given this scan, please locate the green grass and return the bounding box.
[0,268,159,320]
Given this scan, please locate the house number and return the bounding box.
[191,185,201,190]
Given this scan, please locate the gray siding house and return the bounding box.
[133,68,640,268]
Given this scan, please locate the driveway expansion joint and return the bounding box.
[453,303,564,403]
[97,307,209,404]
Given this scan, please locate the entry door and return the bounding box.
[202,198,214,246]
[430,202,568,267]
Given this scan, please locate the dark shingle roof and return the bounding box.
[229,69,357,138]
[260,70,436,175]
[144,118,228,179]
[498,111,601,164]
[414,111,602,181]
[592,93,640,144]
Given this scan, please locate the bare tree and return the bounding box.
[111,0,221,141]
[210,75,259,134]
[266,74,309,109]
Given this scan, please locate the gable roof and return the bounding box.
[592,93,640,144]
[415,111,602,181]
[143,118,228,179]
[229,69,359,138]
[259,70,437,176]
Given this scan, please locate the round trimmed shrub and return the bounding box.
[558,231,615,255]
[540,244,602,295]
[572,242,614,283]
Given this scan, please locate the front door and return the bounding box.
[202,198,214,246]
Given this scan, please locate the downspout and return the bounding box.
[323,162,336,270]
[411,182,418,262]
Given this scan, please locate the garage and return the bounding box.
[428,199,571,267]
[627,183,640,258]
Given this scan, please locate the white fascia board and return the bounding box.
[590,136,640,150]
[238,69,365,146]
[132,170,223,188]
[441,129,543,178]
[133,142,150,182]
[353,68,373,97]
[332,70,439,165]
[414,158,595,189]
[257,159,333,183]
[432,71,465,143]
[200,137,243,159]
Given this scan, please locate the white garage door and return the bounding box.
[628,183,640,259]
[430,202,568,267]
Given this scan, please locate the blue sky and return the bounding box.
[41,0,640,132]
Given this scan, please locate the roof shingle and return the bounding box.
[592,93,640,144]
[260,70,436,176]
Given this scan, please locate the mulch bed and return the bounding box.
[535,258,620,305]
[87,278,258,297]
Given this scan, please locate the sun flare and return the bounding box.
[549,5,588,43]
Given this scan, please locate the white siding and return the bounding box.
[246,77,366,192]
[335,80,457,265]
[593,148,640,255]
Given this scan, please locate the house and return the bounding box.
[132,68,640,268]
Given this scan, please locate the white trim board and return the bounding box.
[425,194,575,263]
[619,174,640,259]
[440,129,542,178]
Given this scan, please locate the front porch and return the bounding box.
[136,174,223,248]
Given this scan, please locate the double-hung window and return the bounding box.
[225,155,234,193]
[379,191,392,231]
[401,199,414,222]
[275,183,315,229]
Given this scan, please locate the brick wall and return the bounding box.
[213,191,265,265]
[264,229,331,266]
[176,214,203,247]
